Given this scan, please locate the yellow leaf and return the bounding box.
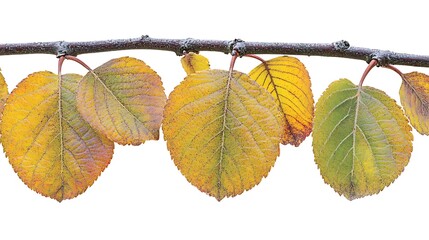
[163,69,283,201]
[313,79,413,200]
[1,72,114,201]
[0,70,9,125]
[248,56,314,146]
[400,72,429,134]
[180,52,210,75]
[77,57,167,145]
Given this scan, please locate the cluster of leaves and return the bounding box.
[0,57,166,201]
[0,51,427,202]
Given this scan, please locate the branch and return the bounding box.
[1,36,429,67]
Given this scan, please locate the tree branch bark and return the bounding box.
[1,36,429,67]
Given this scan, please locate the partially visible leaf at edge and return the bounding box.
[77,56,167,145]
[312,79,413,200]
[1,72,114,201]
[163,69,284,201]
[181,52,210,75]
[249,56,314,146]
[400,71,429,134]
[0,70,9,127]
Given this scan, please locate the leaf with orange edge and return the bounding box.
[77,57,167,145]
[163,69,284,201]
[400,71,429,135]
[1,72,114,201]
[249,56,314,146]
[181,52,210,75]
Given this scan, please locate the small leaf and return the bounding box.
[77,57,167,145]
[163,69,283,201]
[312,79,413,200]
[1,72,114,201]
[0,70,9,124]
[400,71,429,134]
[249,56,314,146]
[181,52,210,75]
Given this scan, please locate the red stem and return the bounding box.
[58,56,65,76]
[229,55,238,72]
[359,59,378,88]
[384,64,406,79]
[244,54,266,63]
[64,55,93,71]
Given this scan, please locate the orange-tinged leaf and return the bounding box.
[77,57,167,145]
[1,72,114,201]
[400,72,429,134]
[163,69,283,201]
[0,70,9,124]
[181,52,210,75]
[249,56,314,146]
[313,79,413,200]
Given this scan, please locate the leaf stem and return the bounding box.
[244,54,266,63]
[64,55,93,71]
[358,59,378,89]
[58,56,65,76]
[229,55,238,74]
[384,64,406,79]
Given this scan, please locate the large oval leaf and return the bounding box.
[1,72,114,201]
[249,56,314,146]
[399,71,429,134]
[77,57,167,145]
[312,79,413,200]
[163,69,283,201]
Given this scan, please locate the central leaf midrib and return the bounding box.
[351,87,362,181]
[217,72,233,198]
[58,75,65,200]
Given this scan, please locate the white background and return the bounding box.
[0,0,428,239]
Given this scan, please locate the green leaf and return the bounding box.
[312,79,413,200]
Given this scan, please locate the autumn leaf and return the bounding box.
[0,70,8,124]
[248,56,314,146]
[181,52,210,74]
[399,71,429,135]
[163,69,284,201]
[312,79,413,200]
[77,57,167,145]
[1,72,114,201]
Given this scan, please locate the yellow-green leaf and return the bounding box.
[163,69,283,201]
[1,71,114,201]
[0,70,9,124]
[77,57,167,145]
[181,52,210,75]
[400,71,429,134]
[312,79,413,200]
[249,56,314,146]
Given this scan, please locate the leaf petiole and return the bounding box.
[244,54,266,64]
[63,55,93,72]
[358,59,378,91]
[384,64,406,80]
